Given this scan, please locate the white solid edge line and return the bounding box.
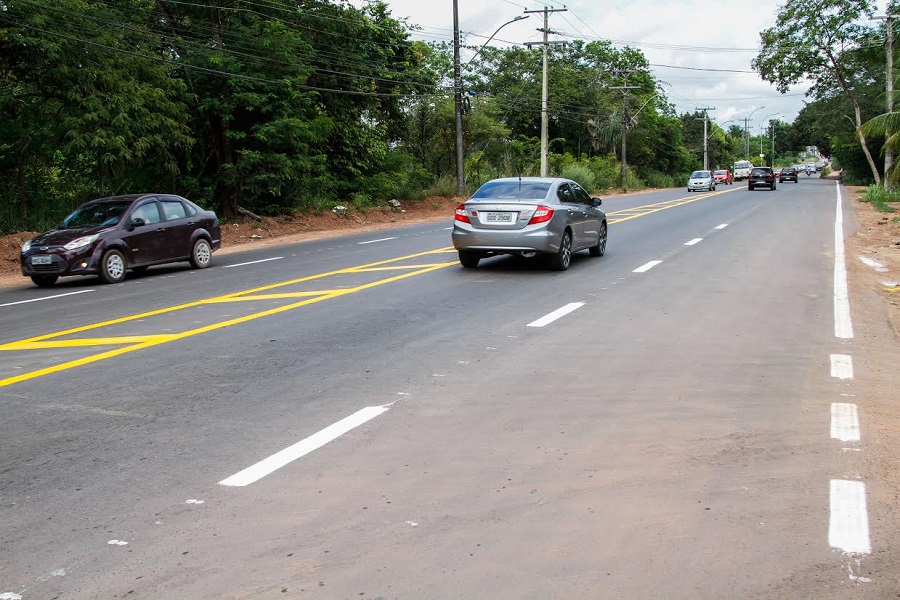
[224,257,284,269]
[358,237,398,245]
[633,260,662,273]
[684,238,703,246]
[219,405,391,487]
[830,354,854,380]
[527,302,585,328]
[829,479,871,554]
[0,289,94,307]
[831,403,861,442]
[834,183,854,339]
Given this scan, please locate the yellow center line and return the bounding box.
[3,335,179,350]
[0,192,736,388]
[203,291,341,302]
[0,259,457,387]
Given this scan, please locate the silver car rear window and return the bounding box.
[471,181,552,200]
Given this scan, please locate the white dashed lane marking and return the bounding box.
[829,479,871,554]
[527,302,585,328]
[830,403,860,442]
[219,405,391,487]
[633,260,662,273]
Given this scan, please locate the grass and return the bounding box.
[860,185,900,213]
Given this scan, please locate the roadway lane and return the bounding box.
[1,178,893,598]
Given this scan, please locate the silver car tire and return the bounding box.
[100,249,127,284]
[458,250,480,268]
[549,230,572,271]
[589,222,607,257]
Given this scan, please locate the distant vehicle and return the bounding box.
[713,169,734,185]
[779,166,799,183]
[451,177,607,271]
[748,167,777,191]
[20,194,221,287]
[687,170,717,192]
[815,161,825,171]
[733,160,753,181]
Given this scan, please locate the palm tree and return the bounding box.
[859,111,900,186]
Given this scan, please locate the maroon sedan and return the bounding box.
[713,169,734,185]
[20,193,221,287]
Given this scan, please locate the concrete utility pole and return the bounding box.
[696,107,715,170]
[612,74,639,190]
[885,14,895,189]
[453,0,464,196]
[524,6,567,177]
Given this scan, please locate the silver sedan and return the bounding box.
[451,177,607,270]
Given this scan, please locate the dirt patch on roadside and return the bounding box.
[843,184,900,338]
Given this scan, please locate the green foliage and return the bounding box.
[752,0,881,183]
[1,0,889,233]
[560,164,596,192]
[860,185,899,212]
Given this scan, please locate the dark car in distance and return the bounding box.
[20,194,221,287]
[748,167,777,191]
[779,166,799,183]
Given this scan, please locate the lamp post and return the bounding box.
[758,112,779,165]
[453,9,528,196]
[746,106,765,159]
[464,15,528,69]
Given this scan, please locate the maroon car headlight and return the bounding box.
[63,234,99,250]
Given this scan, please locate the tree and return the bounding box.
[753,0,881,184]
[860,111,900,183]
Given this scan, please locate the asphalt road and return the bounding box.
[1,176,896,599]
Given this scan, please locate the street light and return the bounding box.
[465,15,528,69]
[758,112,779,164]
[770,115,785,166]
[746,105,766,159]
[453,9,528,196]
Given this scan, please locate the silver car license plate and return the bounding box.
[32,255,52,265]
[485,212,513,223]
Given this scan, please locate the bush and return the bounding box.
[860,185,899,212]
[560,163,596,192]
[423,175,461,199]
[641,170,683,189]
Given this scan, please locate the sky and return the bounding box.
[355,0,891,136]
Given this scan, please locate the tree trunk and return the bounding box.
[16,136,31,225]
[853,101,881,186]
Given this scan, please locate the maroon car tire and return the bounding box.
[189,238,212,269]
[99,249,127,284]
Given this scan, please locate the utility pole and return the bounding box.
[771,119,776,165]
[742,117,750,160]
[696,107,715,170]
[611,74,639,190]
[524,6,567,177]
[881,13,895,189]
[452,0,464,196]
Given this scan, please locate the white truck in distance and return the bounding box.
[733,160,753,181]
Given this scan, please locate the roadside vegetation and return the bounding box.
[861,185,900,214]
[0,0,894,234]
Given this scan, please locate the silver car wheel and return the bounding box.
[550,230,572,271]
[589,222,607,257]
